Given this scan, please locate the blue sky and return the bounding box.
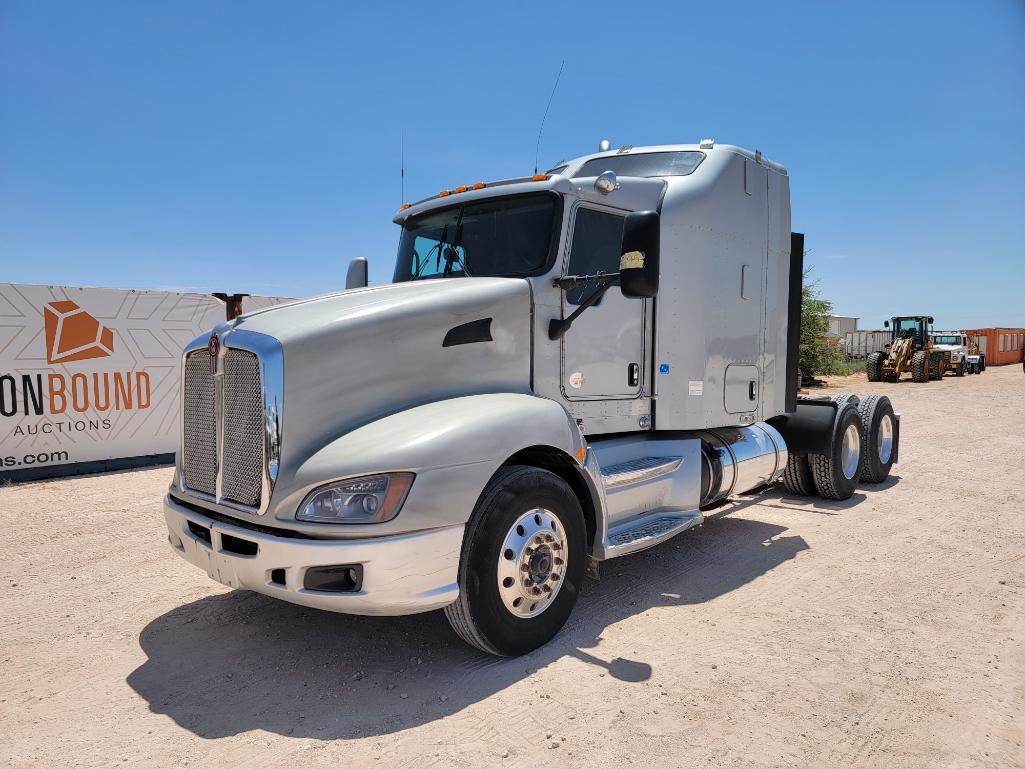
[2,0,1023,329]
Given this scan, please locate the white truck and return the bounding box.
[163,141,900,656]
[930,331,983,375]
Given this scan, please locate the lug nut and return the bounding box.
[520,563,530,572]
[550,573,560,581]
[554,558,564,566]
[542,584,552,593]
[534,535,544,545]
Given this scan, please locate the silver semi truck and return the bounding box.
[163,141,899,656]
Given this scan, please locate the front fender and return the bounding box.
[269,393,588,535]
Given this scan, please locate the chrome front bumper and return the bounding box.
[163,494,462,616]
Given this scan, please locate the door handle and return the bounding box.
[628,363,640,387]
[749,380,758,400]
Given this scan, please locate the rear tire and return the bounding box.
[781,454,816,496]
[911,350,930,383]
[444,465,585,657]
[866,352,884,382]
[955,358,965,377]
[809,404,863,500]
[979,355,986,373]
[857,395,896,483]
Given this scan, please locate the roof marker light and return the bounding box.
[439,189,452,197]
[455,185,469,193]
[471,182,486,190]
[400,203,411,210]
[531,173,549,182]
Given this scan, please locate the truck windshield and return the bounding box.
[393,194,557,282]
[933,335,961,345]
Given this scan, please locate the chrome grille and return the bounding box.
[220,349,264,507]
[182,351,217,496]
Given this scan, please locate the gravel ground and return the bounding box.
[2,365,1023,768]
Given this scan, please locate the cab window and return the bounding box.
[565,207,625,305]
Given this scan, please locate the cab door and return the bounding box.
[560,204,645,399]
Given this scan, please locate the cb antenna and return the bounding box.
[534,60,565,175]
[400,130,405,204]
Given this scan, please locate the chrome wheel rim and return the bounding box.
[497,508,566,619]
[878,414,894,463]
[841,423,861,480]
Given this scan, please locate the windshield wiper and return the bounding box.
[442,207,471,277]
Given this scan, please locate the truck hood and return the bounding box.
[227,278,533,478]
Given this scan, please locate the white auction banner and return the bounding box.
[0,284,230,475]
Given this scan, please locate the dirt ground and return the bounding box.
[2,365,1023,768]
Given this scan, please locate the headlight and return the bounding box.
[296,473,414,524]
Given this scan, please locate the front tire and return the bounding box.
[911,350,930,383]
[444,466,585,656]
[955,358,965,377]
[866,351,885,382]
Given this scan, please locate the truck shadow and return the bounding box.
[127,512,809,741]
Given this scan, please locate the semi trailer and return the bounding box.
[163,141,900,656]
[842,329,890,359]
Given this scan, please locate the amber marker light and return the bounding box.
[532,173,549,181]
[439,189,452,197]
[455,185,469,193]
[471,182,486,190]
[400,203,411,210]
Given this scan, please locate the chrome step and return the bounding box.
[601,456,683,489]
[601,510,703,559]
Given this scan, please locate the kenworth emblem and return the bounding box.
[208,333,219,374]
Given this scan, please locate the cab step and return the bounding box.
[600,456,682,489]
[601,510,703,559]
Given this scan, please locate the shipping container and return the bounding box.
[842,330,890,358]
[962,328,1025,366]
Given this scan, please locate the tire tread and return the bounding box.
[781,454,815,496]
[443,465,538,656]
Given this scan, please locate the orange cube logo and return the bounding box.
[43,300,115,364]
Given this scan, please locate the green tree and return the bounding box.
[799,266,842,381]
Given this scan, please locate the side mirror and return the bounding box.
[619,211,660,299]
[928,316,934,325]
[346,257,368,290]
[884,320,890,328]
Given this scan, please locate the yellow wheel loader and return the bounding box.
[866,315,949,383]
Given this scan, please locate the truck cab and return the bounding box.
[162,141,898,655]
[930,331,977,376]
